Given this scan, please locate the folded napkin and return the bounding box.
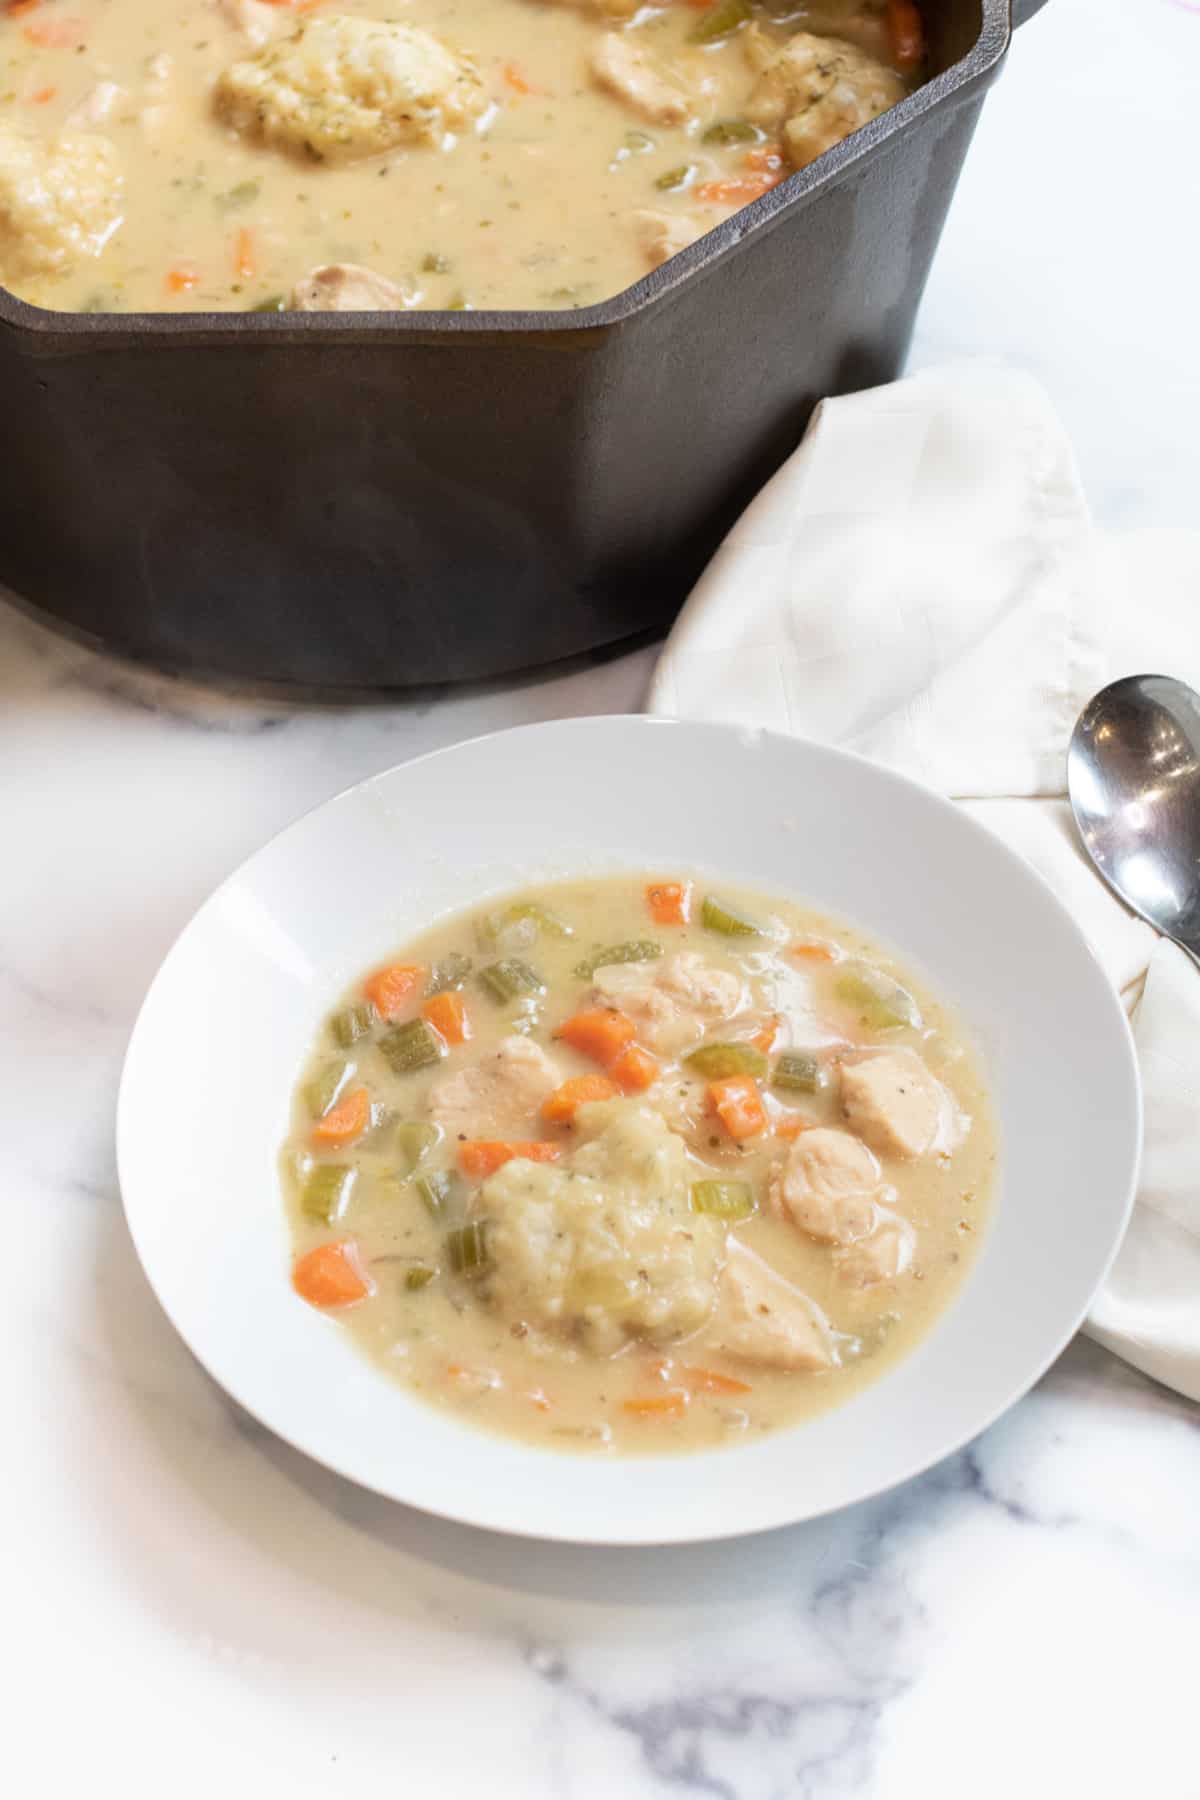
[648,365,1200,1403]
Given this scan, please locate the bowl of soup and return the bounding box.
[0,1,1044,688]
[117,715,1139,1542]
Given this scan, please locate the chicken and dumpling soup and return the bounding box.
[0,0,925,313]
[282,875,995,1455]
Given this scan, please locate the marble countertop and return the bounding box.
[5,2,1198,1794]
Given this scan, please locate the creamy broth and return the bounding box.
[281,875,995,1456]
[0,0,921,312]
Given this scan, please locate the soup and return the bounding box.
[281,874,995,1455]
[0,0,923,313]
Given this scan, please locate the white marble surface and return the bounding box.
[5,2,1199,1795]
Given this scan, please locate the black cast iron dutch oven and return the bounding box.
[0,0,1048,691]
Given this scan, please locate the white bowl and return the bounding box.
[117,717,1140,1544]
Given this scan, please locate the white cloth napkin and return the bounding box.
[648,365,1200,1403]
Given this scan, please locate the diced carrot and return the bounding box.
[262,0,330,9]
[363,962,423,1020]
[232,226,257,281]
[744,144,784,174]
[646,880,691,926]
[752,1015,782,1055]
[7,2,44,17]
[609,1043,660,1094]
[23,13,85,45]
[707,1075,767,1140]
[292,1240,372,1308]
[503,60,534,94]
[787,942,837,963]
[459,1139,563,1179]
[775,1114,817,1141]
[311,1086,371,1146]
[887,0,925,70]
[623,1391,689,1419]
[679,1365,752,1396]
[686,0,714,9]
[541,1073,619,1124]
[555,1007,636,1067]
[166,262,200,295]
[694,175,781,206]
[422,990,471,1047]
[28,84,57,103]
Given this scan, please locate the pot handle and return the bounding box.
[1011,0,1050,24]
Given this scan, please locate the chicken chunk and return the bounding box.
[477,1102,724,1354]
[714,1240,834,1372]
[746,31,907,170]
[0,130,123,282]
[660,952,743,1014]
[214,15,486,163]
[428,1035,561,1141]
[835,1211,916,1288]
[635,209,701,270]
[772,1126,883,1244]
[290,262,416,311]
[592,952,743,1054]
[591,33,689,127]
[839,1049,954,1160]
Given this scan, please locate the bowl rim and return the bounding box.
[0,3,1009,341]
[116,715,1143,1544]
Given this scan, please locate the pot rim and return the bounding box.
[0,0,1010,344]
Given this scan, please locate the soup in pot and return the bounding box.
[281,873,995,1456]
[0,0,924,313]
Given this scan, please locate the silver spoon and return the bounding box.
[1068,674,1200,968]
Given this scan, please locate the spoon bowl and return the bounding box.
[1068,674,1200,958]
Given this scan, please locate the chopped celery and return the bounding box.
[304,1059,355,1119]
[684,1041,768,1079]
[405,1264,437,1291]
[702,118,762,146]
[413,1169,457,1217]
[701,895,761,937]
[772,1052,825,1093]
[217,179,260,211]
[426,952,473,994]
[509,1001,543,1036]
[507,901,573,937]
[689,0,750,42]
[834,964,922,1031]
[394,1120,441,1175]
[478,958,545,1003]
[654,165,693,192]
[359,1103,395,1145]
[302,1163,356,1223]
[844,1312,898,1360]
[689,1179,757,1220]
[447,1220,490,1275]
[331,1001,375,1047]
[477,902,574,951]
[379,1018,444,1074]
[574,940,663,980]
